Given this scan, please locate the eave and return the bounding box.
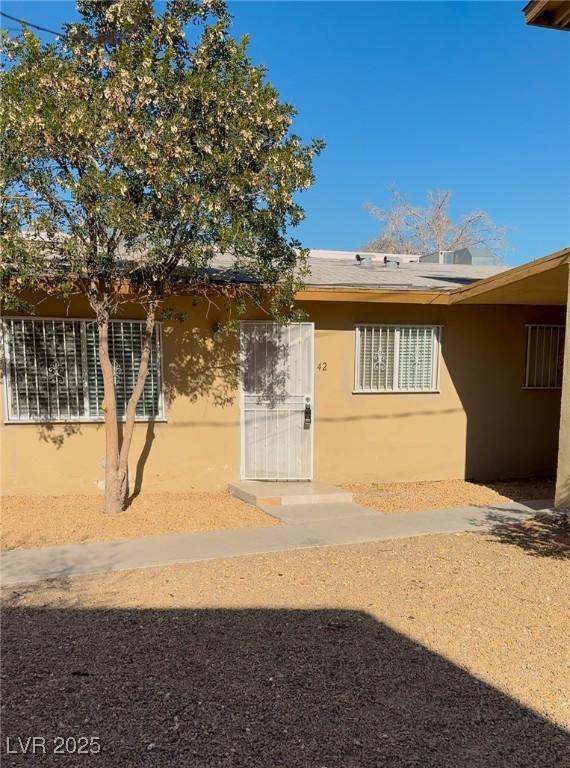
[296,287,450,304]
[523,0,570,29]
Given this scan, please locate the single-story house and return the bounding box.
[1,246,569,508]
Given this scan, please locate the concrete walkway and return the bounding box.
[0,500,551,587]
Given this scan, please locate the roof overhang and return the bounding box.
[523,0,570,29]
[448,246,569,306]
[296,287,449,304]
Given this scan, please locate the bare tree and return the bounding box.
[364,189,507,260]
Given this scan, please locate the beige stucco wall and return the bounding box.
[305,301,563,485]
[0,295,564,495]
[554,266,570,508]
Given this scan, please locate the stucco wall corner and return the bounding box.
[554,265,570,509]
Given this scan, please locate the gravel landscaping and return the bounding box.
[343,478,555,514]
[0,492,277,551]
[1,530,568,767]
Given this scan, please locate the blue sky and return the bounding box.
[2,1,569,265]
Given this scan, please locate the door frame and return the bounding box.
[239,320,315,482]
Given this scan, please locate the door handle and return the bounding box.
[304,401,312,429]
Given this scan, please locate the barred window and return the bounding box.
[525,324,565,389]
[355,325,442,393]
[2,318,163,422]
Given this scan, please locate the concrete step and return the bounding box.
[228,481,352,507]
[261,501,378,524]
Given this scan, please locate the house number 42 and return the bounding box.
[317,362,327,371]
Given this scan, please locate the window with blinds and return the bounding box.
[355,325,441,393]
[525,324,565,389]
[2,318,163,422]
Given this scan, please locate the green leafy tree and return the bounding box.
[1,0,323,513]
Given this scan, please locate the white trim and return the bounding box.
[1,321,12,423]
[1,316,166,423]
[80,321,90,417]
[434,326,442,390]
[156,323,167,423]
[353,323,360,393]
[353,323,444,329]
[4,416,168,425]
[352,389,441,395]
[393,327,401,390]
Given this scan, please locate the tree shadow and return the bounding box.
[119,317,290,495]
[128,417,156,502]
[163,321,241,409]
[3,303,298,509]
[1,606,568,766]
[36,421,84,449]
[163,319,290,410]
[480,508,570,559]
[240,323,290,408]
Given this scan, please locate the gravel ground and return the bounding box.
[1,531,568,767]
[343,478,555,515]
[0,492,277,551]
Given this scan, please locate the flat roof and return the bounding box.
[212,250,507,294]
[305,251,506,291]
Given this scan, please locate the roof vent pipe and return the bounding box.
[355,253,373,267]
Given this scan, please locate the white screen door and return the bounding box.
[240,322,314,480]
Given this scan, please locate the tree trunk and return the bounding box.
[97,302,157,514]
[117,303,157,508]
[97,315,123,514]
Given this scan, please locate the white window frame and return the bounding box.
[354,324,442,394]
[524,324,565,390]
[2,317,166,424]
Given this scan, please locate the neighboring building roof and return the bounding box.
[419,245,499,266]
[523,0,570,29]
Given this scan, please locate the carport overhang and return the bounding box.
[448,246,569,307]
[523,0,570,30]
[451,246,570,509]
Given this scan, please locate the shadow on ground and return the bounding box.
[482,509,570,559]
[2,607,568,766]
